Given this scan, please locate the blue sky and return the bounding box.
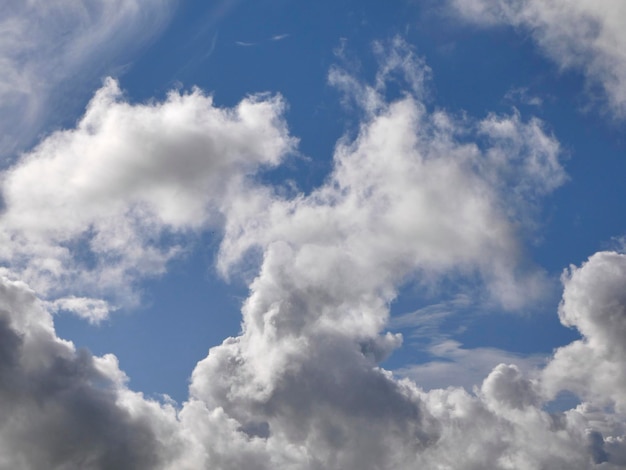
[2,1,626,468]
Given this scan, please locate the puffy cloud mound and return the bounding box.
[542,252,626,413]
[3,250,626,469]
[0,276,187,469]
[450,0,626,117]
[0,78,294,318]
[179,39,596,469]
[183,249,626,468]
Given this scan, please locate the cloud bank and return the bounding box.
[1,36,625,469]
[3,251,625,469]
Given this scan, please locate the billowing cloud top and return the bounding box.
[0,78,294,318]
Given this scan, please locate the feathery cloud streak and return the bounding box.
[0,0,175,159]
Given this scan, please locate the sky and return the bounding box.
[1,0,626,468]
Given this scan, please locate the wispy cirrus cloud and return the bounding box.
[270,33,290,41]
[0,0,176,160]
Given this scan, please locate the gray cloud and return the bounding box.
[542,252,626,413]
[0,277,186,470]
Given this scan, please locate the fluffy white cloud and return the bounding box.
[450,0,626,117]
[218,83,563,315]
[407,251,626,469]
[180,39,587,469]
[542,252,626,413]
[0,0,177,159]
[415,364,614,469]
[0,78,294,315]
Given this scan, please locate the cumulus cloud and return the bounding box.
[179,39,592,469]
[4,250,626,469]
[0,0,175,158]
[0,275,187,469]
[0,78,294,314]
[449,0,626,117]
[219,43,564,311]
[542,251,626,413]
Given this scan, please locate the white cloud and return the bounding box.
[47,296,113,324]
[397,339,546,391]
[542,251,626,413]
[180,39,596,469]
[504,87,544,107]
[450,0,626,118]
[270,34,290,41]
[219,42,564,313]
[0,78,295,312]
[389,294,473,334]
[4,263,625,469]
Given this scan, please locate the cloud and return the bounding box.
[219,40,564,312]
[389,294,473,333]
[181,38,599,469]
[449,0,626,118]
[47,296,113,325]
[270,34,290,41]
[0,275,187,469]
[542,251,626,412]
[504,87,544,107]
[3,249,626,469]
[235,35,290,48]
[397,340,546,391]
[0,0,177,159]
[404,252,626,468]
[0,78,295,314]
